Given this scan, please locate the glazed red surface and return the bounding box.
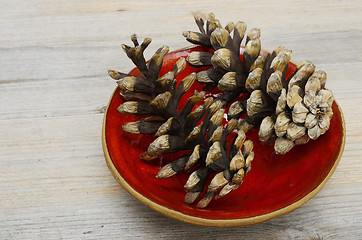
[104,46,344,220]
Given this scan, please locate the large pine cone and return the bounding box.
[109,35,254,208]
[183,13,334,154]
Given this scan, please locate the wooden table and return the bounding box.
[1,0,361,239]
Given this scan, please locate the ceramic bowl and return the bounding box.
[102,46,345,227]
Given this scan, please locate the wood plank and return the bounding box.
[1,0,362,239]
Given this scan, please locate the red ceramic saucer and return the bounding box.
[102,46,345,227]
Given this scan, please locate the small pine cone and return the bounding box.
[111,35,255,208]
[252,56,333,154]
[262,66,333,154]
[183,13,335,154]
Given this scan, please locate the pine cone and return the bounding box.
[183,13,334,154]
[109,35,255,208]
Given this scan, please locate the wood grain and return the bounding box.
[1,0,361,239]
